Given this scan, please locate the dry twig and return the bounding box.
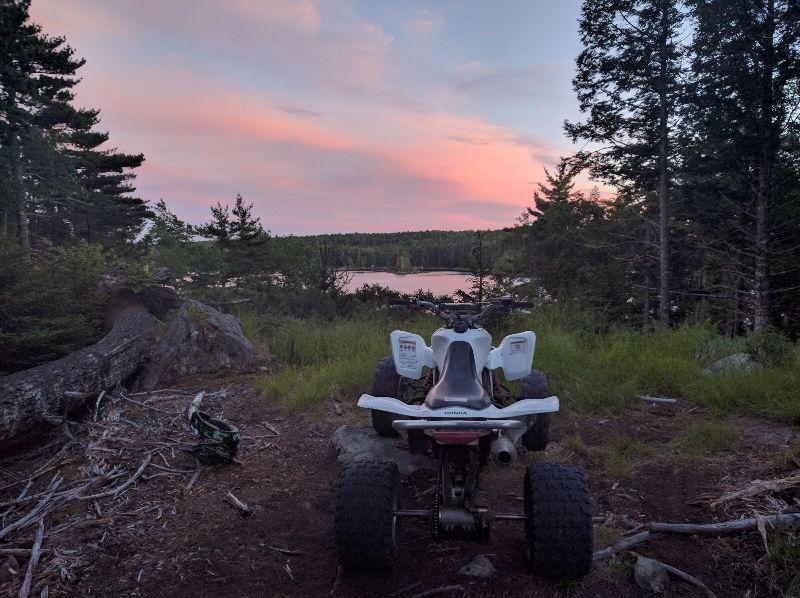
[409,585,466,598]
[18,517,45,598]
[224,491,252,515]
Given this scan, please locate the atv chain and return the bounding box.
[432,453,442,542]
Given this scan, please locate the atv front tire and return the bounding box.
[524,463,593,578]
[335,461,401,569]
[520,370,551,451]
[371,356,401,437]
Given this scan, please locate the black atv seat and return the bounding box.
[425,341,490,409]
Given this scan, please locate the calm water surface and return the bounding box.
[345,270,470,297]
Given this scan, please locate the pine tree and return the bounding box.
[468,230,493,302]
[0,0,85,255]
[0,1,149,251]
[504,158,607,303]
[566,0,687,323]
[197,193,270,286]
[66,113,147,244]
[683,0,800,330]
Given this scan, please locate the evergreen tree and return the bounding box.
[566,0,687,323]
[0,0,85,255]
[66,113,148,245]
[503,158,608,304]
[197,193,270,286]
[0,1,148,251]
[682,0,800,330]
[468,230,493,302]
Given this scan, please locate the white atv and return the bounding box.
[334,296,593,577]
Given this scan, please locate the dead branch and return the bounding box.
[268,545,304,556]
[93,391,106,422]
[186,391,205,422]
[648,512,800,535]
[0,475,61,540]
[636,395,678,404]
[593,513,800,560]
[593,531,651,560]
[18,517,45,598]
[328,564,341,597]
[184,464,203,493]
[409,585,466,598]
[659,560,718,598]
[79,454,152,501]
[119,396,180,416]
[711,475,800,506]
[224,491,252,516]
[262,421,280,435]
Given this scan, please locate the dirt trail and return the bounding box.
[2,375,799,597]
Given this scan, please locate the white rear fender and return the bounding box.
[390,331,435,379]
[359,393,558,443]
[486,331,536,381]
[358,394,558,419]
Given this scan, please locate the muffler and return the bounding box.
[490,435,517,467]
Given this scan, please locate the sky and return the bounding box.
[30,0,586,235]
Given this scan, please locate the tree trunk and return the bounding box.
[10,134,31,262]
[0,292,154,446]
[753,0,775,332]
[642,223,652,327]
[657,2,671,324]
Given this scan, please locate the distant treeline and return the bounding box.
[298,230,507,271]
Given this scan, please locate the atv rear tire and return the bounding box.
[371,356,401,437]
[520,370,550,451]
[335,461,401,569]
[524,463,593,578]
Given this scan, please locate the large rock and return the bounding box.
[138,300,258,389]
[703,353,759,374]
[634,556,669,593]
[459,554,496,579]
[330,426,434,475]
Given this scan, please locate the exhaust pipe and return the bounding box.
[490,435,517,467]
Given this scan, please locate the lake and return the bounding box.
[345,270,471,297]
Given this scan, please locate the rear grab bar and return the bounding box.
[392,419,524,431]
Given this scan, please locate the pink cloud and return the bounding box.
[27,0,586,234]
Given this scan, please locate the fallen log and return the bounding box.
[0,292,154,445]
[0,286,258,445]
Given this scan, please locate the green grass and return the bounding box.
[602,433,655,478]
[673,419,741,456]
[241,307,800,422]
[561,432,590,456]
[250,313,438,408]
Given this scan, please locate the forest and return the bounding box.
[2,0,800,372]
[302,230,506,271]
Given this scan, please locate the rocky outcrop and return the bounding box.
[330,425,434,475]
[703,353,759,374]
[137,300,258,389]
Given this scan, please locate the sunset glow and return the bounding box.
[31,0,586,233]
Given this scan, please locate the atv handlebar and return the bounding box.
[390,295,533,329]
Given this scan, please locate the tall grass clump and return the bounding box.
[243,304,799,422]
[252,313,437,409]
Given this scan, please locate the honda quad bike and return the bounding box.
[334,297,593,578]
